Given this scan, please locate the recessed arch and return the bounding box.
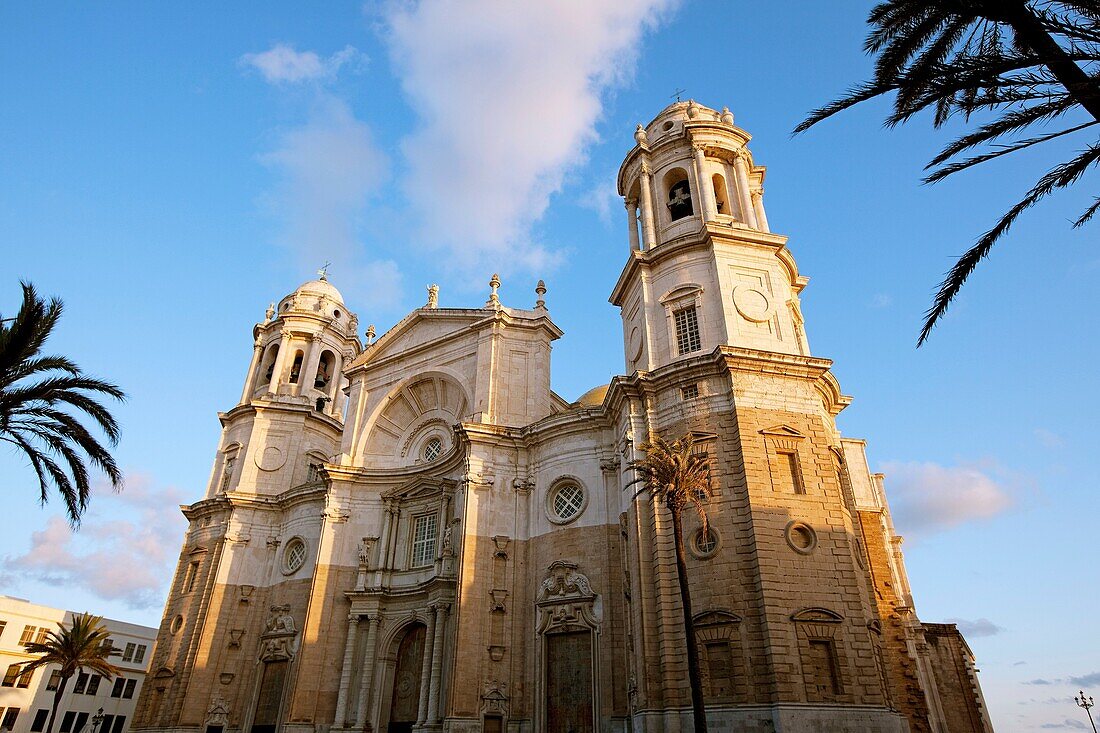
[360,372,470,463]
[662,166,693,222]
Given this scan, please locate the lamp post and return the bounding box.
[90,709,104,733]
[1076,691,1097,733]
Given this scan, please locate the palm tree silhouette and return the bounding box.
[0,282,125,523]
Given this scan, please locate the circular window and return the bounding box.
[283,538,307,574]
[548,482,586,524]
[170,615,184,634]
[333,309,341,318]
[691,528,720,559]
[785,521,818,555]
[423,437,443,462]
[662,120,674,132]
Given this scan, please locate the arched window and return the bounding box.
[712,173,730,215]
[289,351,304,384]
[260,344,280,385]
[315,350,334,389]
[664,168,693,221]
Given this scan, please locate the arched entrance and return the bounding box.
[387,623,426,733]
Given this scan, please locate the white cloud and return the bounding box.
[259,95,401,308]
[384,0,678,274]
[945,617,1004,638]
[1034,428,1065,449]
[241,44,367,84]
[870,293,893,308]
[880,461,1013,536]
[579,179,619,227]
[3,474,187,610]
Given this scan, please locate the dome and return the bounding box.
[575,383,610,407]
[293,277,344,304]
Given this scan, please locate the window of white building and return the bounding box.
[674,306,701,354]
[410,514,438,568]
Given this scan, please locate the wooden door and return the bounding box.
[388,624,426,733]
[545,631,593,733]
[252,660,288,733]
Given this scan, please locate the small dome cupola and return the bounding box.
[617,100,769,252]
[237,271,362,418]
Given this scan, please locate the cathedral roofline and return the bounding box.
[346,306,562,374]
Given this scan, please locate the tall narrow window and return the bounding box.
[134,644,146,664]
[99,716,114,733]
[30,709,49,732]
[775,451,805,494]
[1,708,19,731]
[19,626,36,645]
[289,351,304,384]
[73,672,89,694]
[72,713,88,733]
[410,514,438,568]
[35,627,49,644]
[46,671,62,691]
[123,679,136,699]
[667,179,693,220]
[0,621,7,638]
[182,561,200,594]
[111,715,125,733]
[17,668,33,688]
[59,712,75,733]
[111,678,125,698]
[674,306,701,354]
[123,643,136,662]
[86,675,101,695]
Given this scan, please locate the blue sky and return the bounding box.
[1,2,1098,730]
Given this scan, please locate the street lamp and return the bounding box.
[90,709,104,733]
[1076,691,1097,733]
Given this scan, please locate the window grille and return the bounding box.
[19,626,36,645]
[681,384,699,400]
[1,665,20,687]
[674,306,701,354]
[411,514,438,568]
[551,484,585,521]
[423,437,443,462]
[123,680,136,699]
[134,644,146,664]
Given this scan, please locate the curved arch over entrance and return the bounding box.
[388,623,427,733]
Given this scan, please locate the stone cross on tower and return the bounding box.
[317,263,331,281]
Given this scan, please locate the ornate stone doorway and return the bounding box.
[387,623,426,733]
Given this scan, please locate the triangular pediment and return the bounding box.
[348,308,491,371]
[760,425,805,439]
[381,477,457,501]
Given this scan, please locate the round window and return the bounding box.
[170,615,184,634]
[284,538,307,574]
[333,309,341,318]
[423,437,443,462]
[693,528,719,558]
[549,482,586,523]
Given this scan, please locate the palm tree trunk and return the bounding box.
[997,1,1100,122]
[45,675,68,733]
[670,507,707,733]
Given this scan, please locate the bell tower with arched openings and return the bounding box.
[611,100,811,373]
[204,274,362,500]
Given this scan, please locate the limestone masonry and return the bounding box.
[133,101,994,733]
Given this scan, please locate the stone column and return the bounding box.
[333,613,360,728]
[625,199,640,251]
[327,351,345,411]
[354,615,381,728]
[691,143,716,222]
[297,335,323,397]
[426,603,450,723]
[416,608,437,725]
[239,338,264,405]
[376,505,394,575]
[733,149,759,229]
[638,161,658,250]
[268,331,293,393]
[751,187,770,232]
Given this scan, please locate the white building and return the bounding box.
[0,597,157,733]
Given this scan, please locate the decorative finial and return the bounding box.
[486,273,501,309]
[365,324,375,345]
[264,302,275,322]
[721,106,734,125]
[634,124,648,146]
[317,262,330,281]
[670,87,686,103]
[686,99,698,119]
[535,280,547,310]
[426,284,439,309]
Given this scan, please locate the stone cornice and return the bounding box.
[219,401,345,433]
[609,225,793,306]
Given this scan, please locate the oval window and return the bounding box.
[284,538,307,574]
[549,482,585,523]
[423,437,443,462]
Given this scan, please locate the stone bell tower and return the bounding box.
[205,274,362,500]
[611,99,810,372]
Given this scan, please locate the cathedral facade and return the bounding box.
[133,101,993,733]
